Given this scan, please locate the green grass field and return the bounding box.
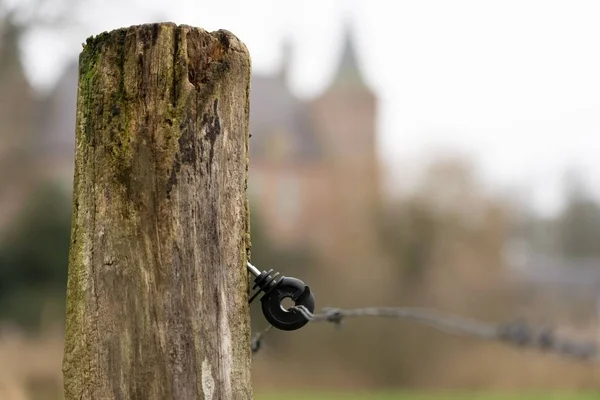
[256,393,599,400]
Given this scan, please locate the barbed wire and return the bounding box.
[251,305,600,364]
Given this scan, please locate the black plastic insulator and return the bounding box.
[260,277,315,331]
[248,268,316,331]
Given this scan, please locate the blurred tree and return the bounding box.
[0,0,77,33]
[0,12,37,239]
[0,0,81,84]
[0,14,21,75]
[371,156,512,386]
[250,210,313,273]
[557,171,600,259]
[378,200,436,280]
[0,183,71,329]
[0,0,81,327]
[248,206,314,301]
[378,157,491,280]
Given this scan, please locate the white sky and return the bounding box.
[18,0,600,216]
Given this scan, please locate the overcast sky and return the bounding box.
[17,0,600,216]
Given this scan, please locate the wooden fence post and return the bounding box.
[62,22,252,399]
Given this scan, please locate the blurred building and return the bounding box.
[1,25,382,269]
[249,28,381,268]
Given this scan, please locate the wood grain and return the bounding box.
[63,22,252,400]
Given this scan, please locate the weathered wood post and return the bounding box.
[63,23,252,399]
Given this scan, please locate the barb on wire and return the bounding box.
[252,305,600,365]
[251,325,272,354]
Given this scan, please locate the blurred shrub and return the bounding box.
[249,206,314,275]
[0,183,71,329]
[248,206,315,340]
[557,173,600,259]
[378,200,436,280]
[378,157,503,282]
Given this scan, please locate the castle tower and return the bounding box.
[309,23,381,270]
[246,22,382,270]
[312,23,378,183]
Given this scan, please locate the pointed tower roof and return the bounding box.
[329,22,366,89]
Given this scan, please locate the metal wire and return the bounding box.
[252,305,600,364]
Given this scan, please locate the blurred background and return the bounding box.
[1,0,600,398]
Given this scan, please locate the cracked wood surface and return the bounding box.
[62,22,252,400]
